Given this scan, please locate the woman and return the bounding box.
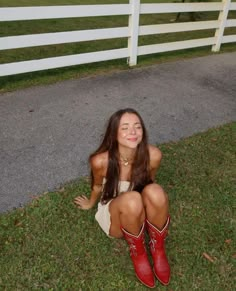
[74,108,170,288]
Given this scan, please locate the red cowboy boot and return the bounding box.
[121,223,155,288]
[146,216,171,285]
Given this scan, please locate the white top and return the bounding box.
[119,180,131,193]
[102,178,131,195]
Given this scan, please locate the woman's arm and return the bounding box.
[74,154,105,210]
[149,145,163,181]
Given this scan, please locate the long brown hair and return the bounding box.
[90,108,151,204]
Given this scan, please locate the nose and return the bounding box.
[130,127,136,135]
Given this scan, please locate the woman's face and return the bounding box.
[117,113,143,149]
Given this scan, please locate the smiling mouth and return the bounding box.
[127,138,138,142]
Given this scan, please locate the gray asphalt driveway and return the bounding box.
[0,52,235,213]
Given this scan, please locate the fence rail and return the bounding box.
[0,5,131,20]
[0,1,235,76]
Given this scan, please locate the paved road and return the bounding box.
[0,52,236,213]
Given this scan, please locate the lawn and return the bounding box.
[0,122,235,290]
[0,0,236,92]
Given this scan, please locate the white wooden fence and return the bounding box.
[0,0,235,76]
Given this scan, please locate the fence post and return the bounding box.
[212,0,231,52]
[128,0,140,66]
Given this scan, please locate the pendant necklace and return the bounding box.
[120,155,132,166]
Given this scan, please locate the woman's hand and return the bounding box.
[74,195,94,210]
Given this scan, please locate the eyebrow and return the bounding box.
[121,122,141,125]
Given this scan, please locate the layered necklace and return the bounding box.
[119,155,133,166]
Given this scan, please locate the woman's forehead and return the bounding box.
[119,113,141,124]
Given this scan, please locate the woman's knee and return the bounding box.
[142,183,168,208]
[120,191,144,216]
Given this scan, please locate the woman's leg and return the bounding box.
[109,190,155,288]
[142,183,171,285]
[109,191,145,238]
[142,183,169,229]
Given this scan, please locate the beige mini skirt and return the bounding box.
[95,200,113,237]
[95,180,131,237]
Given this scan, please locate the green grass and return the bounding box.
[0,0,236,92]
[0,122,235,290]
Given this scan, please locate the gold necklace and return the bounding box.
[120,155,132,166]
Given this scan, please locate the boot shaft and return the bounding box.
[121,223,146,257]
[146,216,170,251]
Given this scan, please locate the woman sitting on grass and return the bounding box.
[74,108,170,288]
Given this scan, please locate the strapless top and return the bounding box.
[118,180,131,193]
[102,178,131,194]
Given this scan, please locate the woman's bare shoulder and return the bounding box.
[148,144,162,163]
[90,151,108,171]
